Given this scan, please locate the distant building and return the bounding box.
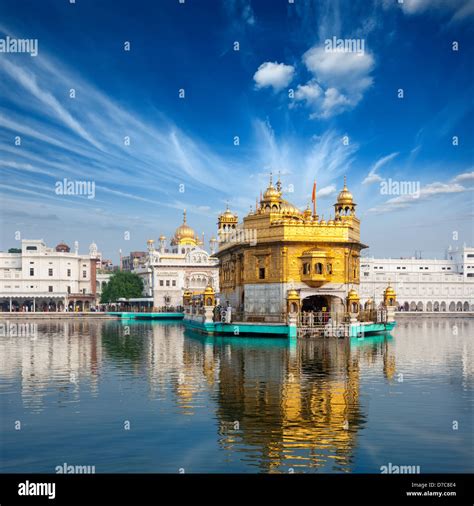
[122,251,147,271]
[359,246,474,311]
[134,210,219,308]
[0,239,109,311]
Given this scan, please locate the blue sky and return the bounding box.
[0,0,472,260]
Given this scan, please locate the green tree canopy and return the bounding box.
[100,271,144,303]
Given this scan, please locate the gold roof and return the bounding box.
[347,289,360,300]
[287,289,300,300]
[384,285,396,296]
[172,209,199,246]
[261,173,282,202]
[219,204,238,222]
[337,176,354,205]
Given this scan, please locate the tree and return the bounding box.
[100,271,144,303]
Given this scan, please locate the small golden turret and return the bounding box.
[383,283,397,307]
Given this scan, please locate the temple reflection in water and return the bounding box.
[0,318,471,473]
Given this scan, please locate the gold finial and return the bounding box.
[183,209,187,223]
[344,175,347,188]
[276,171,282,192]
[269,171,273,186]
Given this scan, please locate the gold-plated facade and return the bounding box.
[215,175,367,321]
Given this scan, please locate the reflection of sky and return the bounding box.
[0,318,472,473]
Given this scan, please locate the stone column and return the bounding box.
[386,306,396,323]
[204,306,214,324]
[9,297,12,312]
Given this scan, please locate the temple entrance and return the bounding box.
[302,295,329,312]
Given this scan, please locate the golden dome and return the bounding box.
[159,235,166,241]
[384,285,396,296]
[287,289,300,300]
[280,199,301,215]
[261,173,282,202]
[220,208,237,219]
[204,284,215,295]
[172,210,198,245]
[337,176,354,205]
[347,289,360,300]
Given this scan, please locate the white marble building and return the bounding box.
[0,239,106,311]
[134,211,219,308]
[359,245,474,311]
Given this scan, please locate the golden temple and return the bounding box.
[215,174,367,322]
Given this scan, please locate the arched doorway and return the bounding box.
[426,301,432,311]
[403,302,409,311]
[302,295,329,312]
[410,301,416,311]
[449,301,455,312]
[433,301,439,312]
[463,301,470,311]
[440,301,446,312]
[417,301,423,311]
[456,301,462,311]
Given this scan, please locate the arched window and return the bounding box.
[315,263,323,274]
[327,263,332,274]
[303,263,311,275]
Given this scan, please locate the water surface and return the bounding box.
[0,317,472,473]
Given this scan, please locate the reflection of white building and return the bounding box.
[0,320,103,409]
[0,239,107,311]
[135,210,219,308]
[360,246,474,311]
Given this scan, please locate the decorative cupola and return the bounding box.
[347,288,360,314]
[334,176,357,216]
[172,209,199,247]
[159,235,166,253]
[383,283,397,307]
[203,284,216,307]
[260,173,283,212]
[183,289,192,307]
[56,241,70,253]
[147,239,155,252]
[286,289,301,315]
[217,204,238,233]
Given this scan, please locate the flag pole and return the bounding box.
[312,180,317,218]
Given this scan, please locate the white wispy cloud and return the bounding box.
[316,184,337,198]
[362,152,399,185]
[253,61,295,91]
[367,171,471,214]
[295,45,375,118]
[252,120,358,207]
[452,170,474,183]
[380,0,474,24]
